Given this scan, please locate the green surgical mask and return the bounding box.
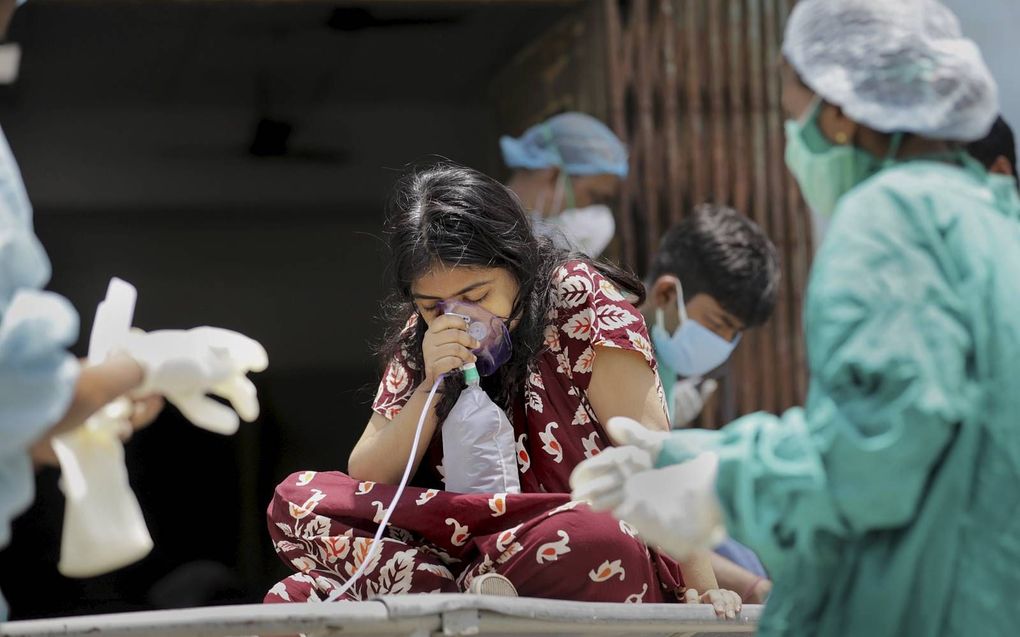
[784,96,901,220]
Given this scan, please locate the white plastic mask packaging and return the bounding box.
[52,278,154,577]
[52,399,154,577]
[442,379,521,494]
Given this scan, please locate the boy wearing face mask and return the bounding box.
[638,204,780,598]
[640,204,780,429]
[501,112,626,258]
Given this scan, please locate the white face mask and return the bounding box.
[650,280,740,377]
[531,173,616,257]
[539,204,615,257]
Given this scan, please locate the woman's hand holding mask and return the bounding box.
[421,314,479,387]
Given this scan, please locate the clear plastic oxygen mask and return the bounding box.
[437,299,512,377]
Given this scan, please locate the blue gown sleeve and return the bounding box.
[658,179,972,569]
[0,128,81,617]
[0,290,80,547]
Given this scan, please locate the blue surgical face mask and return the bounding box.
[650,280,740,377]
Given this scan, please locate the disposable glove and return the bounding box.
[569,444,654,511]
[124,327,268,435]
[606,415,718,465]
[604,416,671,462]
[671,377,718,427]
[573,452,727,561]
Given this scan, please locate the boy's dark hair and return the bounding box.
[647,204,780,328]
[966,115,1017,181]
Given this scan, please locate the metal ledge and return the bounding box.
[1,595,760,637]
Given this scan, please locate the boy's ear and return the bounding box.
[649,275,679,307]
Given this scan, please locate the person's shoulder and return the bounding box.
[835,160,980,233]
[874,160,977,192]
[550,259,596,315]
[551,259,621,303]
[552,258,596,281]
[844,161,977,210]
[550,258,636,328]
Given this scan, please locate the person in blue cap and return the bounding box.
[502,112,627,258]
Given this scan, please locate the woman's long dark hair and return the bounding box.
[378,163,644,422]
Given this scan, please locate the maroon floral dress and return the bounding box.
[266,260,685,604]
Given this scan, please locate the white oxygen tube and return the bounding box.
[325,376,445,602]
[326,313,477,601]
[51,278,155,578]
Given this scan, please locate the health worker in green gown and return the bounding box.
[570,1,1020,635]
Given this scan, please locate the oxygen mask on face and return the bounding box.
[437,299,512,377]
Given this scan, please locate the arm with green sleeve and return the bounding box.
[658,181,972,569]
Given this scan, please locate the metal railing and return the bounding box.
[1,594,761,637]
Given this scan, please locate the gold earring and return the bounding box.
[834,131,849,144]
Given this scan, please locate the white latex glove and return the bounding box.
[124,327,268,435]
[569,445,655,510]
[573,452,727,561]
[605,416,717,465]
[671,377,718,428]
[604,416,671,463]
[568,417,671,509]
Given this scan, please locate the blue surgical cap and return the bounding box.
[500,112,628,178]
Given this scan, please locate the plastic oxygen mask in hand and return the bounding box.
[438,299,512,377]
[438,301,520,495]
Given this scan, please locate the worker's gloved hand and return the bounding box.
[570,417,673,508]
[607,415,720,466]
[123,327,268,435]
[671,377,718,428]
[575,453,727,561]
[569,445,654,510]
[604,416,671,463]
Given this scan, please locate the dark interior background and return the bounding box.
[0,0,576,618]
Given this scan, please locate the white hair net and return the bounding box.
[783,0,999,142]
[500,112,628,177]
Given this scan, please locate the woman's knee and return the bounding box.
[544,508,648,559]
[267,471,359,539]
